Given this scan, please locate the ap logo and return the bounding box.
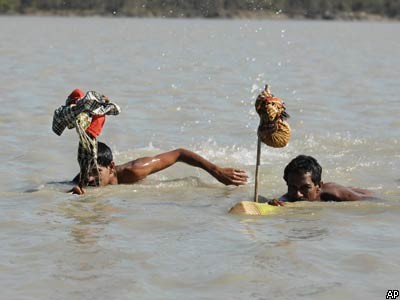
[386,290,399,299]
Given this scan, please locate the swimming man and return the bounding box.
[266,155,374,206]
[230,155,373,214]
[70,142,248,194]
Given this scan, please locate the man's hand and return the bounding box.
[268,198,286,206]
[214,168,248,186]
[68,186,86,195]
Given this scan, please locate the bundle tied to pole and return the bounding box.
[230,84,292,214]
[255,85,291,148]
[52,89,121,187]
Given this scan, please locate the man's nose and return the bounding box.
[88,176,96,185]
[295,190,303,200]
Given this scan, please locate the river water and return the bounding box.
[0,16,399,299]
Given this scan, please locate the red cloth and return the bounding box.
[68,88,85,104]
[86,115,105,138]
[68,88,106,138]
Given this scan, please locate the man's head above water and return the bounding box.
[87,142,117,187]
[97,141,113,167]
[283,155,323,201]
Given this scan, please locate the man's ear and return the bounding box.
[317,181,323,191]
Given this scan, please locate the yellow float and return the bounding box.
[229,201,279,216]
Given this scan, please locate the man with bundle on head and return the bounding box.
[52,88,121,188]
[53,89,248,195]
[70,142,248,195]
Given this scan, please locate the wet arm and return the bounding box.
[171,148,248,185]
[123,148,247,185]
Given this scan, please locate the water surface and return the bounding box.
[0,16,399,299]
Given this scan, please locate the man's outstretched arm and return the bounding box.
[119,148,248,186]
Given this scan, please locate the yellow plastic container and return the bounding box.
[229,201,279,216]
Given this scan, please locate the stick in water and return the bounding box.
[254,137,261,202]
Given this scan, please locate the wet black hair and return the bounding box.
[283,155,322,185]
[97,141,113,167]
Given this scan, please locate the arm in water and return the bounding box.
[117,148,248,185]
[70,148,248,194]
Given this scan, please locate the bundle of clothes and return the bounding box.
[255,85,291,148]
[52,89,120,187]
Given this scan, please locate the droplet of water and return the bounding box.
[251,84,259,93]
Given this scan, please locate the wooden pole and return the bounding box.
[254,137,261,202]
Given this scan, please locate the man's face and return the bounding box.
[88,165,113,186]
[286,171,321,201]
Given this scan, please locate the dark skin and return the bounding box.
[266,170,374,206]
[70,148,248,195]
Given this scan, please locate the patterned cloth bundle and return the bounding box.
[52,89,120,186]
[255,85,291,148]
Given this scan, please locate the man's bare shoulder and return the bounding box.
[321,182,374,201]
[321,182,342,192]
[115,159,150,184]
